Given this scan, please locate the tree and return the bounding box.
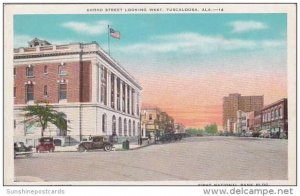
[22,101,69,136]
[204,123,218,135]
[185,128,204,136]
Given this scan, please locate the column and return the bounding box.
[107,70,111,107]
[120,80,123,112]
[132,89,135,116]
[129,87,132,115]
[137,93,140,116]
[97,64,101,103]
[114,75,117,110]
[125,83,128,114]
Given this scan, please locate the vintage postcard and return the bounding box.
[3,3,297,186]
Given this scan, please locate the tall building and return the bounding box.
[223,93,263,132]
[14,38,142,145]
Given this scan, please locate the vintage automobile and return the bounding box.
[14,142,33,158]
[36,137,55,153]
[77,136,113,152]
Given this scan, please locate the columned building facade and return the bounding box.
[13,38,142,145]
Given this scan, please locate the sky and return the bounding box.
[14,14,287,128]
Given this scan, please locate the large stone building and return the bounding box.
[223,93,264,132]
[14,38,142,145]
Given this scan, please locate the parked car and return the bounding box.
[245,132,253,137]
[252,131,260,137]
[77,136,113,152]
[14,142,33,158]
[259,130,270,138]
[270,131,280,139]
[36,137,55,153]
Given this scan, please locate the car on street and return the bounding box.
[14,142,33,158]
[77,136,113,152]
[36,137,55,153]
[259,130,270,138]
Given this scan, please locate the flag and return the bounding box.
[110,28,120,39]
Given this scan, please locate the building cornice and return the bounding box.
[14,42,142,90]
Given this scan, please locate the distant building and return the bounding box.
[223,93,264,132]
[174,123,185,134]
[253,111,262,132]
[141,108,161,138]
[246,111,255,131]
[261,98,288,135]
[236,110,247,133]
[141,108,175,137]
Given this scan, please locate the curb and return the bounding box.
[47,143,155,153]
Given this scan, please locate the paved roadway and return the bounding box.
[14,136,287,182]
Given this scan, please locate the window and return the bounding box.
[58,65,67,76]
[14,68,16,76]
[26,66,34,77]
[26,84,34,101]
[14,87,16,98]
[149,114,153,120]
[44,85,48,97]
[102,114,107,133]
[279,107,283,118]
[44,65,48,74]
[118,117,122,136]
[14,120,16,129]
[112,115,116,135]
[59,83,67,100]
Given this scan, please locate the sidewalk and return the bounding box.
[52,141,154,152]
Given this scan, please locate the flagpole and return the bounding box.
[107,25,110,55]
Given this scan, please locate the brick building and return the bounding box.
[261,98,288,136]
[223,93,264,132]
[14,38,142,145]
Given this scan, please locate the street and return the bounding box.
[14,136,287,182]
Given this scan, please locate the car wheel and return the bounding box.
[78,146,86,152]
[104,145,112,151]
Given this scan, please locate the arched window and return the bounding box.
[44,85,48,97]
[124,119,127,136]
[112,115,116,135]
[102,114,107,133]
[44,65,48,74]
[128,120,132,136]
[133,121,136,136]
[26,84,34,101]
[118,117,122,136]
